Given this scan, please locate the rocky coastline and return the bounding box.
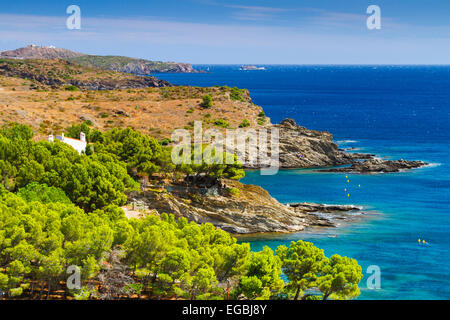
[319,158,428,173]
[0,45,198,74]
[124,180,366,235]
[247,118,428,174]
[121,118,428,235]
[0,58,171,90]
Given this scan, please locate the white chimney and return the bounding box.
[61,133,65,141]
[48,134,54,143]
[80,132,86,142]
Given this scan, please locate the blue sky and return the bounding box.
[1,0,450,64]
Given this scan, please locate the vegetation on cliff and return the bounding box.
[69,55,198,74]
[0,58,170,90]
[0,45,197,74]
[0,123,363,300]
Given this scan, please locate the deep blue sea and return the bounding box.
[156,65,450,300]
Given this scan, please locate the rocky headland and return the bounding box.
[273,118,373,169]
[69,55,198,75]
[247,118,428,174]
[0,58,170,90]
[124,179,365,234]
[0,45,198,74]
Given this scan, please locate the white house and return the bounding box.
[49,132,87,154]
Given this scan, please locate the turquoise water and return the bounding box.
[156,66,450,300]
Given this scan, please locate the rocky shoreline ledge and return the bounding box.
[319,158,428,173]
[124,180,366,234]
[248,118,428,174]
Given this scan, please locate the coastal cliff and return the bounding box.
[124,179,363,234]
[244,118,427,173]
[274,118,372,168]
[0,58,171,90]
[69,55,198,74]
[0,45,198,74]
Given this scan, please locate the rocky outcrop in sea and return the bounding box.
[125,180,365,234]
[274,118,372,169]
[243,118,427,173]
[319,158,428,173]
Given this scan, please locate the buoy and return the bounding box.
[423,240,426,244]
[344,188,347,192]
[418,239,421,244]
[347,194,350,197]
[347,180,350,183]
[358,185,361,188]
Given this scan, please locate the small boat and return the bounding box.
[240,65,266,71]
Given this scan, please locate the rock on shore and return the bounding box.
[320,158,428,173]
[288,202,363,227]
[246,118,426,174]
[241,118,372,170]
[274,119,372,168]
[126,180,364,234]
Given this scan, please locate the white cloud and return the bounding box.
[0,13,449,64]
[225,4,288,21]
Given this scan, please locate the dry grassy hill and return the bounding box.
[0,63,268,140]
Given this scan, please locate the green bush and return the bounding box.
[159,138,172,146]
[17,182,71,204]
[230,87,246,101]
[65,85,79,91]
[228,187,240,197]
[9,287,23,297]
[201,94,213,108]
[213,119,230,128]
[257,117,266,125]
[239,119,250,128]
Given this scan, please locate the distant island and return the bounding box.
[240,65,266,71]
[0,45,198,75]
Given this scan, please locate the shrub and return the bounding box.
[65,85,79,91]
[213,119,230,128]
[201,94,213,108]
[257,117,266,125]
[239,119,250,128]
[160,138,172,146]
[228,187,240,197]
[17,182,71,204]
[9,287,23,298]
[230,87,246,101]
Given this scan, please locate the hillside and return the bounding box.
[69,55,198,74]
[0,58,385,172]
[0,66,265,139]
[0,45,84,60]
[0,58,170,90]
[0,45,198,74]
